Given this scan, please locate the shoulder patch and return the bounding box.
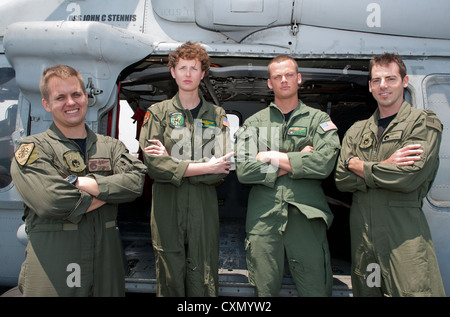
[234,125,247,139]
[320,120,337,132]
[143,111,151,126]
[222,115,230,127]
[15,143,38,166]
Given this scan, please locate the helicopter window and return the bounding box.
[0,68,20,189]
[423,74,450,207]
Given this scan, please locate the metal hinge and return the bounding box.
[86,78,103,106]
[290,1,299,36]
[291,19,299,36]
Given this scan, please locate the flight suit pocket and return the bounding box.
[168,127,191,160]
[359,132,374,149]
[28,223,78,232]
[200,127,218,157]
[382,130,402,142]
[379,130,404,157]
[186,257,198,271]
[244,237,256,286]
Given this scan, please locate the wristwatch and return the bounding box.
[344,156,354,170]
[65,174,78,185]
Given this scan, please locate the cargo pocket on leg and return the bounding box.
[245,237,255,286]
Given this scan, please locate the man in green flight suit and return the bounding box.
[139,42,233,297]
[11,65,147,296]
[235,55,340,296]
[335,53,445,296]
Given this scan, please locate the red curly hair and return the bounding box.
[168,41,210,76]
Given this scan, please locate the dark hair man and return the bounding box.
[335,53,445,296]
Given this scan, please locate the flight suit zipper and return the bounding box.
[372,120,396,159]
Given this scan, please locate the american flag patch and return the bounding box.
[320,121,337,132]
[222,115,230,127]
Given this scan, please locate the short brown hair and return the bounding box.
[168,41,210,76]
[40,64,86,101]
[369,53,407,80]
[268,55,299,77]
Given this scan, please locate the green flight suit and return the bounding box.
[235,101,340,296]
[11,123,147,296]
[335,101,446,297]
[139,93,231,297]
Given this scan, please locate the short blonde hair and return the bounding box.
[268,55,298,77]
[40,64,86,101]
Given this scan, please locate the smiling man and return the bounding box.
[235,55,340,297]
[10,64,147,296]
[335,53,446,296]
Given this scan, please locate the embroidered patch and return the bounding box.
[88,158,112,172]
[201,119,216,128]
[320,121,337,132]
[169,112,185,128]
[234,125,247,139]
[143,111,150,125]
[287,127,307,136]
[222,115,230,127]
[15,143,36,166]
[63,151,86,173]
[360,132,373,149]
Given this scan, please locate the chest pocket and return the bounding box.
[256,124,282,152]
[63,151,87,175]
[287,128,310,152]
[41,139,86,176]
[197,118,220,158]
[166,126,192,160]
[357,131,375,161]
[285,120,312,153]
[382,130,403,143]
[358,127,405,161]
[378,129,404,160]
[161,111,191,160]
